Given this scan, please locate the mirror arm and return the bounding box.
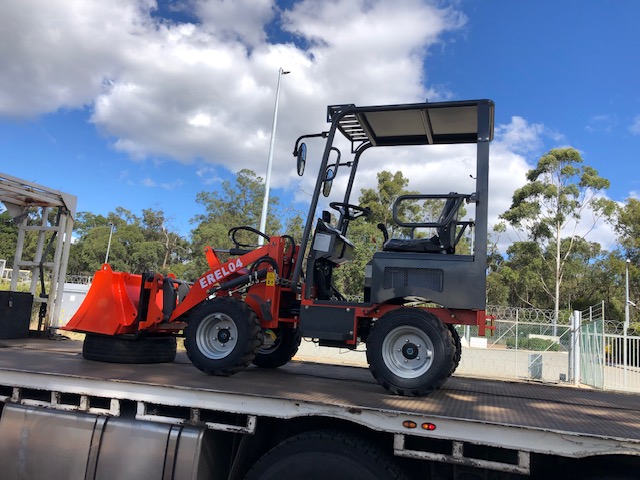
[292,131,329,156]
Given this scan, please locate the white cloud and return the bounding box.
[585,114,617,134]
[630,116,640,135]
[495,116,545,154]
[0,0,156,117]
[142,176,184,190]
[2,0,590,250]
[193,0,275,47]
[0,0,465,185]
[142,177,156,187]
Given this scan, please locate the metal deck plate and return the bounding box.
[1,339,639,443]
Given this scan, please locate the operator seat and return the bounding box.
[382,194,464,254]
[309,215,350,301]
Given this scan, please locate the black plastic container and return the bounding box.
[0,291,34,339]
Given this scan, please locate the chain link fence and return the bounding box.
[454,305,573,383]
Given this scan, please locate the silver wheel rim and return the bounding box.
[196,312,238,359]
[381,325,434,378]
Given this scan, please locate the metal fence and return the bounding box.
[0,259,93,285]
[455,305,573,383]
[580,303,640,393]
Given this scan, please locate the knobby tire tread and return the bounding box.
[366,308,455,396]
[82,334,177,364]
[185,297,262,376]
[252,327,301,369]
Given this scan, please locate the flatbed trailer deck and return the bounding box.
[1,338,639,479]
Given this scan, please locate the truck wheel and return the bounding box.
[366,308,455,396]
[184,297,262,376]
[252,327,301,369]
[448,324,462,376]
[245,430,408,480]
[82,334,177,363]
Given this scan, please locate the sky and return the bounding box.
[1,0,639,251]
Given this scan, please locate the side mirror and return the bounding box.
[296,143,307,176]
[322,165,336,197]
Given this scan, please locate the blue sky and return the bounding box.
[1,0,638,249]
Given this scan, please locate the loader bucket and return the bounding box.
[62,264,142,335]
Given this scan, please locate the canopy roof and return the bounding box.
[329,99,494,150]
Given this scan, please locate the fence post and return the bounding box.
[571,310,581,385]
[623,322,629,391]
[515,308,519,377]
[600,300,607,390]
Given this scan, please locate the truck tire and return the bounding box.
[366,308,455,396]
[82,334,177,363]
[448,324,462,376]
[244,430,408,480]
[252,327,301,369]
[184,297,262,376]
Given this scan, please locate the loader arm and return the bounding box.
[167,236,290,323]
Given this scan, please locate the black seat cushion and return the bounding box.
[382,235,443,253]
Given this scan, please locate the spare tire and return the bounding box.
[83,334,177,364]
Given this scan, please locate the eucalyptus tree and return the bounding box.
[614,198,640,327]
[0,210,18,266]
[69,208,187,276]
[614,198,640,262]
[188,169,281,276]
[499,147,615,328]
[359,171,420,237]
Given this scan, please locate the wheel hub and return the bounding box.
[381,325,435,379]
[402,342,419,360]
[217,329,231,343]
[196,313,239,359]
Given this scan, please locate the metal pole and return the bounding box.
[624,259,630,388]
[571,310,580,385]
[515,309,519,377]
[105,224,114,264]
[258,67,290,245]
[625,259,630,332]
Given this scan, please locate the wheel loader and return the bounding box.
[64,99,495,396]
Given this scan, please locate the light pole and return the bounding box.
[105,223,115,264]
[258,67,290,245]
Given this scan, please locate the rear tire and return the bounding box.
[245,430,408,480]
[366,308,455,396]
[184,297,262,376]
[82,334,177,363]
[448,324,462,376]
[252,326,301,368]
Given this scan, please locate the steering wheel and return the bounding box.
[329,202,370,221]
[228,226,270,248]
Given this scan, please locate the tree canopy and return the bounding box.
[1,164,636,329]
[498,147,615,324]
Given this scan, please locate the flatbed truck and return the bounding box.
[0,338,639,479]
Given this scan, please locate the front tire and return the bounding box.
[366,308,455,396]
[184,297,262,376]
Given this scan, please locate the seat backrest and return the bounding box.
[437,195,462,253]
